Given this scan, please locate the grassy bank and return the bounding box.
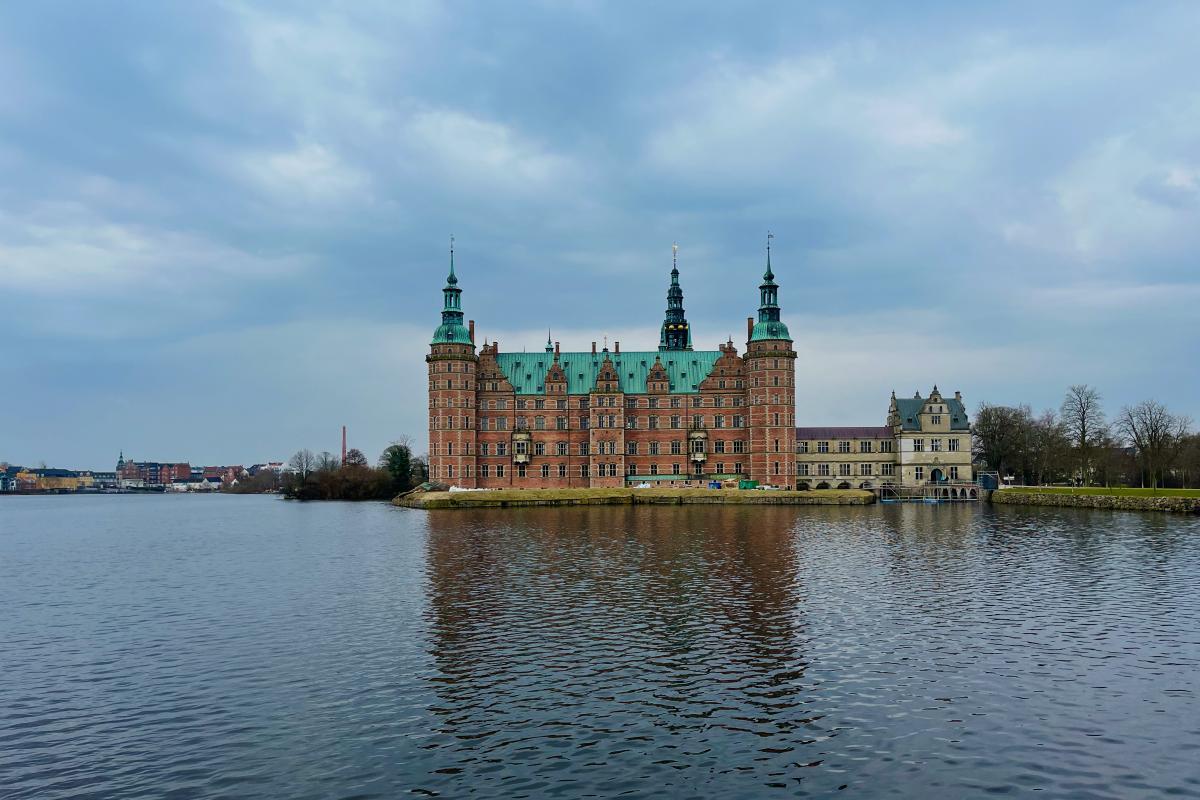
[993,487,1200,514]
[1001,486,1200,498]
[395,487,874,510]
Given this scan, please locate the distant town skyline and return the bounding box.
[2,2,1197,469]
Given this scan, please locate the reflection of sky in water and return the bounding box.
[1,496,1198,799]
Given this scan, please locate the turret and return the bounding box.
[744,233,797,486]
[427,237,478,487]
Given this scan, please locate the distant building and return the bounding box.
[116,452,190,486]
[794,387,973,489]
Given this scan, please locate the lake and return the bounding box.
[1,494,1198,798]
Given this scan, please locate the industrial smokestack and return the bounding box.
[341,426,347,464]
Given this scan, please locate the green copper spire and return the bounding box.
[431,236,472,345]
[545,330,553,353]
[749,232,791,342]
[659,242,693,351]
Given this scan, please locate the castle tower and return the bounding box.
[658,243,693,351]
[427,239,478,487]
[744,235,796,486]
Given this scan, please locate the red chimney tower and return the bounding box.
[341,425,347,464]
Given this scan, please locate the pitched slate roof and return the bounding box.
[894,396,970,431]
[795,426,893,440]
[494,350,721,395]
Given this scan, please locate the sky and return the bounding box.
[2,1,1198,470]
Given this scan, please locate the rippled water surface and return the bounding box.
[2,495,1199,798]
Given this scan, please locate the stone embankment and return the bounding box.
[395,488,874,510]
[991,490,1200,514]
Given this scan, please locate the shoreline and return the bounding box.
[394,487,874,510]
[991,489,1200,514]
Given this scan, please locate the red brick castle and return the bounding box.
[428,241,796,488]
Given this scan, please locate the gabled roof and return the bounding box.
[894,396,970,431]
[796,426,893,440]
[494,350,721,395]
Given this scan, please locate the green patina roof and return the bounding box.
[894,396,970,431]
[749,320,791,342]
[494,350,721,395]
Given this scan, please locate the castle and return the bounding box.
[427,243,971,490]
[428,243,796,488]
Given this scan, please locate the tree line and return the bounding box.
[973,385,1197,488]
[280,438,428,500]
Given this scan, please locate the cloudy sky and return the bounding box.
[2,2,1197,470]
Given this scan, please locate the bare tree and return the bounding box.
[1116,400,1191,488]
[343,448,369,468]
[288,449,315,482]
[316,451,340,472]
[1060,384,1105,485]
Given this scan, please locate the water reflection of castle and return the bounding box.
[417,507,828,792]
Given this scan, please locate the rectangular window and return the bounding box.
[649,416,659,429]
[580,417,589,429]
[880,440,893,453]
[557,442,568,456]
[733,440,746,454]
[913,439,924,452]
[559,464,567,478]
[714,415,724,428]
[817,441,829,453]
[541,464,550,478]
[839,463,851,476]
[859,441,872,453]
[773,412,780,426]
[580,443,589,456]
[931,439,942,452]
[649,442,659,455]
[798,441,809,454]
[626,442,638,455]
[818,464,830,476]
[716,462,724,473]
[915,466,924,480]
[671,441,682,455]
[931,415,942,425]
[535,399,545,410]
[673,463,680,475]
[479,464,489,478]
[497,442,508,456]
[838,441,850,453]
[860,463,872,475]
[715,440,726,454]
[732,415,744,428]
[950,466,959,479]
[581,464,589,478]
[797,463,809,476]
[649,398,659,409]
[650,464,658,475]
[480,442,490,456]
[517,464,527,478]
[671,397,681,408]
[517,399,527,410]
[557,416,568,430]
[670,415,681,429]
[881,463,894,476]
[535,442,545,456]
[949,438,960,452]
[626,397,637,408]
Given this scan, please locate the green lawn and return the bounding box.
[1000,486,1200,498]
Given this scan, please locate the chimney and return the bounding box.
[468,320,475,344]
[592,341,597,354]
[746,316,754,342]
[554,341,560,356]
[614,341,620,354]
[341,426,347,464]
[955,390,962,401]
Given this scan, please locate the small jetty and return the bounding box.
[876,483,981,504]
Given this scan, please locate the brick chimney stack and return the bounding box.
[746,316,754,342]
[591,341,597,354]
[468,320,475,344]
[614,341,620,354]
